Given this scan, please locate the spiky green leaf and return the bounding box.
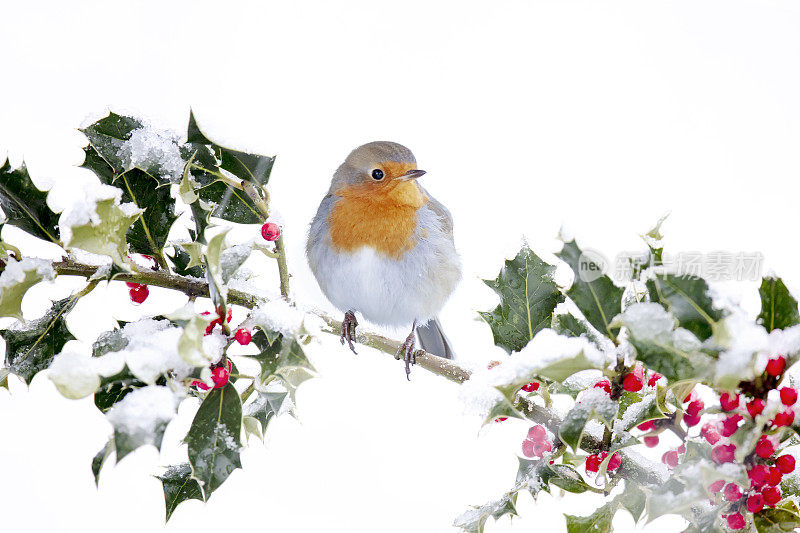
[453,493,518,533]
[243,391,287,434]
[0,159,60,243]
[754,508,800,533]
[758,277,800,332]
[156,463,204,522]
[646,274,724,342]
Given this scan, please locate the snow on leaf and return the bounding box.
[646,273,725,342]
[453,493,517,533]
[48,349,124,400]
[564,499,618,533]
[0,159,61,244]
[106,385,179,461]
[559,387,619,452]
[0,257,55,319]
[243,391,287,434]
[156,463,203,522]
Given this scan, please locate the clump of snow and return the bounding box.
[48,350,125,399]
[768,324,800,358]
[58,182,140,244]
[202,331,227,365]
[0,257,54,288]
[252,299,308,336]
[108,319,197,383]
[622,303,676,343]
[714,311,769,385]
[117,126,186,182]
[106,385,179,443]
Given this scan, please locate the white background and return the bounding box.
[1,1,799,531]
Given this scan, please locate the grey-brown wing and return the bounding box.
[420,186,454,239]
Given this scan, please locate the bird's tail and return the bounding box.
[415,317,455,359]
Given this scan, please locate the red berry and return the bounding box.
[686,399,704,416]
[726,512,745,530]
[521,439,536,457]
[776,454,796,474]
[683,413,701,427]
[780,387,798,406]
[234,328,252,345]
[747,493,765,513]
[495,417,508,422]
[766,356,786,377]
[709,479,725,493]
[594,379,611,394]
[704,430,721,445]
[711,444,736,464]
[607,453,621,471]
[765,466,783,486]
[648,372,663,386]
[683,390,697,403]
[261,222,281,241]
[637,420,655,431]
[677,444,686,454]
[211,364,230,388]
[662,451,679,468]
[762,486,781,506]
[129,284,149,304]
[749,464,769,487]
[622,373,643,392]
[521,382,540,392]
[644,436,659,448]
[721,414,743,437]
[773,410,795,427]
[125,281,142,288]
[747,398,765,417]
[720,392,740,411]
[533,440,552,457]
[755,437,775,459]
[585,454,601,473]
[528,425,547,442]
[191,379,211,391]
[723,482,742,502]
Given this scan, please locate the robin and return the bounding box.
[306,141,462,378]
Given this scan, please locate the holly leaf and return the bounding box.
[619,392,665,432]
[557,240,623,343]
[243,391,287,434]
[565,500,618,533]
[247,328,315,378]
[0,367,9,389]
[0,258,54,319]
[106,385,178,461]
[646,274,724,342]
[0,159,60,244]
[453,493,518,533]
[91,438,115,486]
[185,382,242,499]
[1,296,77,384]
[559,392,619,452]
[60,195,143,268]
[479,244,565,353]
[754,508,800,533]
[80,112,144,178]
[758,277,800,332]
[619,482,646,522]
[93,367,146,413]
[156,463,203,522]
[167,245,204,278]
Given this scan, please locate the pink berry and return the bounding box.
[662,451,679,468]
[704,430,721,445]
[129,284,149,304]
[261,222,281,241]
[607,453,621,471]
[648,372,663,386]
[585,454,601,473]
[726,512,745,530]
[709,479,725,493]
[721,414,743,437]
[686,399,704,416]
[622,373,643,392]
[773,410,795,427]
[755,437,775,459]
[776,454,796,474]
[521,439,536,457]
[723,482,742,502]
[780,387,798,406]
[720,392,740,411]
[191,379,211,391]
[644,436,659,448]
[211,363,230,388]
[521,382,540,392]
[749,464,769,487]
[528,425,547,442]
[766,356,786,377]
[683,413,701,427]
[711,444,736,464]
[234,328,252,345]
[747,493,765,513]
[747,398,765,417]
[677,443,686,454]
[533,440,552,457]
[762,486,781,506]
[594,379,611,394]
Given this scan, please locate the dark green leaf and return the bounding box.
[197,181,264,224]
[92,327,129,358]
[167,246,204,278]
[557,240,623,342]
[646,274,723,342]
[246,328,315,379]
[479,244,565,353]
[80,112,144,178]
[758,277,800,332]
[553,313,590,339]
[243,391,287,434]
[565,500,617,533]
[1,296,77,383]
[185,383,242,499]
[628,337,698,383]
[156,463,203,522]
[107,385,176,461]
[754,508,800,533]
[91,438,115,486]
[559,393,618,452]
[93,367,146,413]
[0,159,60,244]
[453,493,517,533]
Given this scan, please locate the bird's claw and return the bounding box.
[340,310,358,354]
[395,330,419,380]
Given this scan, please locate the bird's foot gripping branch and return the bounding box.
[2,112,800,532]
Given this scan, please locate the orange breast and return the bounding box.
[328,181,428,258]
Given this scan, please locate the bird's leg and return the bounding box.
[340,310,358,354]
[395,320,421,380]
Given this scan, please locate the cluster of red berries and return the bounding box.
[585,451,621,473]
[593,364,663,397]
[192,359,232,391]
[261,222,281,241]
[521,425,553,458]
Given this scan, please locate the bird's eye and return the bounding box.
[371,169,385,181]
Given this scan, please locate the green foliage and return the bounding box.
[91,438,114,486]
[646,274,723,342]
[0,159,60,244]
[479,244,564,353]
[559,393,618,452]
[754,508,800,532]
[243,391,288,434]
[557,240,624,342]
[565,500,617,533]
[452,493,518,533]
[156,463,204,522]
[757,277,800,332]
[185,382,242,499]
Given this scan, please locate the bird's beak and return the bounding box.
[398,169,426,181]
